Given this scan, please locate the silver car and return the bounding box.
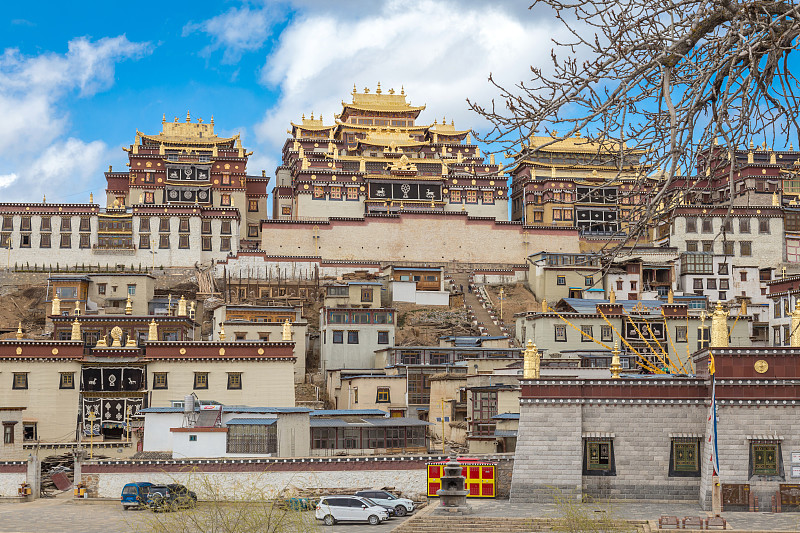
[355,490,415,517]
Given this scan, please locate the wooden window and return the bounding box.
[723,242,734,256]
[139,235,150,249]
[722,219,733,233]
[347,187,358,200]
[202,237,212,251]
[98,283,106,295]
[60,217,71,231]
[601,325,613,341]
[740,241,752,256]
[281,205,292,215]
[12,373,28,390]
[347,330,359,344]
[59,372,74,389]
[553,209,562,221]
[222,173,231,185]
[153,373,168,389]
[60,234,71,248]
[247,224,258,237]
[20,234,30,248]
[313,186,324,199]
[740,218,751,233]
[751,442,780,476]
[759,219,770,234]
[159,218,170,232]
[221,221,231,234]
[697,327,710,350]
[20,217,31,231]
[701,218,712,233]
[585,276,593,286]
[330,187,341,199]
[193,372,209,390]
[378,331,389,344]
[178,235,190,249]
[139,218,150,232]
[361,288,373,302]
[1,216,12,231]
[248,199,259,212]
[376,387,390,403]
[483,191,493,204]
[702,241,714,252]
[220,237,231,251]
[533,211,543,223]
[221,194,231,206]
[159,235,170,249]
[144,192,154,203]
[40,217,51,231]
[581,325,593,342]
[3,423,14,445]
[227,373,242,390]
[201,220,212,234]
[79,234,91,249]
[79,218,91,231]
[685,217,697,232]
[179,218,190,232]
[332,330,343,344]
[450,190,461,203]
[675,326,688,342]
[466,190,477,203]
[554,324,567,342]
[40,234,51,248]
[557,275,566,285]
[687,241,698,252]
[584,438,614,474]
[670,438,700,475]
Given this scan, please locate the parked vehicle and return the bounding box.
[120,482,153,510]
[146,483,197,512]
[315,495,389,526]
[355,490,415,517]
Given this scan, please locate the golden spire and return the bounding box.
[89,193,93,204]
[177,295,187,317]
[15,322,23,340]
[610,341,622,379]
[71,318,81,341]
[541,299,548,313]
[148,319,158,341]
[791,301,800,347]
[186,110,191,123]
[609,288,616,304]
[219,323,226,341]
[42,194,46,203]
[352,83,357,94]
[125,294,132,315]
[710,301,729,348]
[51,292,60,316]
[376,81,382,94]
[400,85,404,95]
[282,319,293,341]
[523,340,540,379]
[668,289,674,304]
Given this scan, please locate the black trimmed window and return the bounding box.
[554,324,567,342]
[581,325,593,342]
[159,235,170,249]
[376,387,390,403]
[202,237,212,251]
[194,372,209,390]
[153,373,168,390]
[347,330,359,344]
[377,331,389,344]
[3,423,15,444]
[227,372,242,390]
[59,372,74,389]
[220,237,231,251]
[332,330,343,344]
[600,325,612,341]
[584,438,615,475]
[669,438,701,476]
[12,373,28,389]
[556,275,566,285]
[750,441,781,477]
[179,235,190,249]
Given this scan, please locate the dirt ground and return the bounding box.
[0,284,47,339]
[484,283,539,325]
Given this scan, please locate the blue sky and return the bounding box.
[0,1,563,203]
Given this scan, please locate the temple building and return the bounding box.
[508,133,657,250]
[271,84,508,221]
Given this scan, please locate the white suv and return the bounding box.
[355,490,415,517]
[315,495,389,526]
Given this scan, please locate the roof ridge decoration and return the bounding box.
[343,84,426,112]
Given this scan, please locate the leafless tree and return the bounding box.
[470,0,800,259]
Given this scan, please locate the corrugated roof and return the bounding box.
[139,406,311,414]
[342,375,406,380]
[561,298,662,314]
[226,418,278,426]
[494,430,518,437]
[309,417,431,428]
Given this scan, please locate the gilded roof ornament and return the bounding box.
[148,319,158,341]
[710,301,729,348]
[71,318,81,341]
[523,340,540,379]
[16,322,23,340]
[792,300,800,347]
[610,341,622,379]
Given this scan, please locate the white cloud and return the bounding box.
[0,173,18,189]
[184,5,279,63]
[0,35,150,201]
[252,0,565,157]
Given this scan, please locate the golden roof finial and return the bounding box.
[609,288,616,304]
[301,113,305,120]
[710,301,729,348]
[310,111,314,120]
[352,83,357,94]
[388,87,395,95]
[16,322,23,340]
[668,288,674,304]
[186,110,191,123]
[210,115,214,125]
[792,301,800,347]
[282,319,293,341]
[523,340,541,379]
[42,194,46,203]
[51,292,60,316]
[125,294,132,315]
[74,300,80,315]
[376,81,382,94]
[219,323,226,341]
[89,193,93,204]
[610,341,622,379]
[541,298,548,313]
[71,317,81,341]
[177,295,187,317]
[400,85,404,95]
[162,113,166,123]
[148,319,158,341]
[110,326,123,347]
[364,86,370,94]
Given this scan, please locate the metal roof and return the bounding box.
[342,374,406,380]
[139,406,311,414]
[309,417,431,428]
[310,409,387,417]
[494,430,518,437]
[561,298,662,314]
[391,267,442,272]
[492,413,520,420]
[225,418,278,426]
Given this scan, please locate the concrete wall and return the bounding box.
[172,429,228,459]
[0,464,26,497]
[320,323,395,374]
[261,214,579,263]
[390,281,449,306]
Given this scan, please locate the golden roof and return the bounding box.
[429,121,470,136]
[342,84,426,113]
[527,133,642,154]
[140,112,238,144]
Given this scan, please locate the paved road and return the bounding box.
[0,494,414,533]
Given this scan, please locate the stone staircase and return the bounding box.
[448,271,505,338]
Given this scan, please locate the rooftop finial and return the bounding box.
[400,85,404,95]
[610,341,622,379]
[162,113,166,123]
[186,110,191,123]
[210,115,214,125]
[352,83,357,94]
[376,82,382,94]
[364,86,370,94]
[310,111,314,121]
